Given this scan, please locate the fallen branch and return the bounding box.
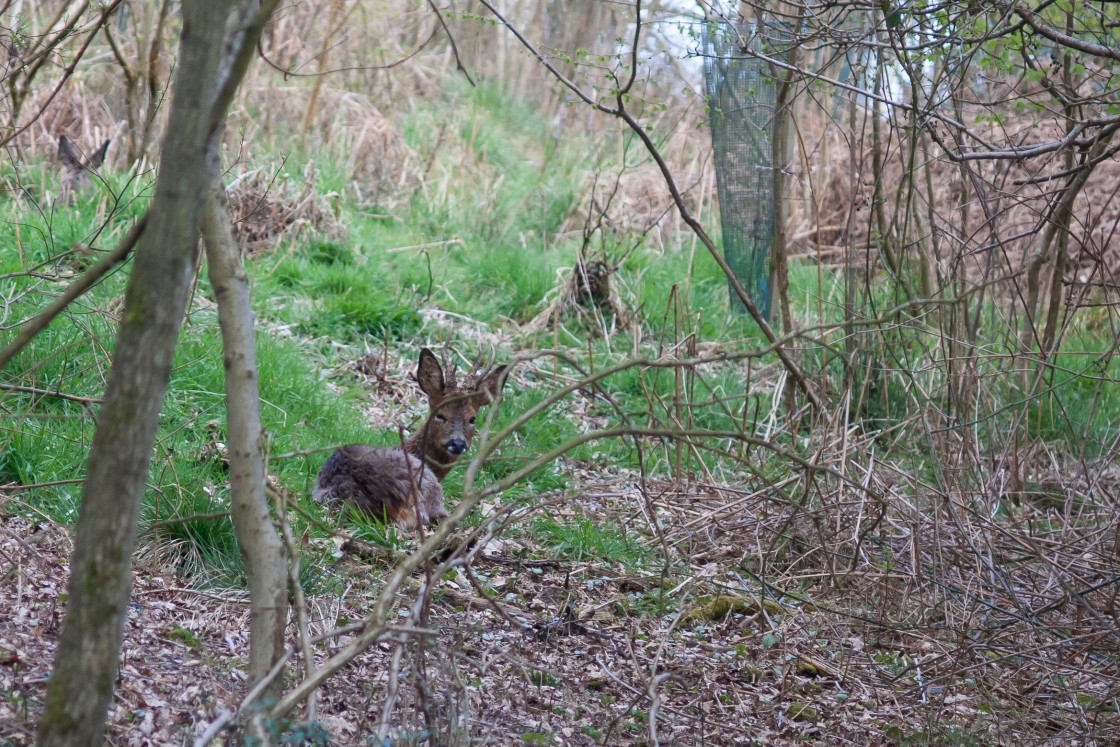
[0,383,102,405]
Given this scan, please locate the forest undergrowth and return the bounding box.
[2,14,1120,742]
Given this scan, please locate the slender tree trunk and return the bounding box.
[1040,22,1082,358]
[843,70,860,393]
[38,2,279,743]
[140,0,173,162]
[299,0,346,140]
[1020,132,1112,355]
[869,44,906,293]
[201,169,288,700]
[769,69,793,333]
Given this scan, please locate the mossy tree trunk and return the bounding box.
[38,2,280,744]
[201,168,288,704]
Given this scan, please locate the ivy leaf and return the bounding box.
[882,1,903,29]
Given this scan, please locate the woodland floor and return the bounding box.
[3,474,1116,746]
[6,32,1120,745]
[1,341,1117,746]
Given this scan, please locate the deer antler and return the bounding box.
[439,342,458,389]
[463,348,496,390]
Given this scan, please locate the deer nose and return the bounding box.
[445,438,467,456]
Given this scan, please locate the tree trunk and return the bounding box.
[1040,30,1084,359]
[38,2,279,743]
[1019,132,1112,356]
[202,169,288,700]
[299,0,346,140]
[769,69,794,333]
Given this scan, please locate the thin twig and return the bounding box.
[0,214,148,370]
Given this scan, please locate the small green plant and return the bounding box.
[530,671,562,688]
[872,650,911,678]
[146,490,244,587]
[240,701,332,746]
[304,277,421,342]
[307,240,349,265]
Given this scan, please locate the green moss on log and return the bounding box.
[683,595,785,623]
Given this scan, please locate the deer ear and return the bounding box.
[416,348,445,400]
[89,139,110,169]
[58,136,82,174]
[472,365,507,406]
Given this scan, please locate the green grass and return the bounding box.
[533,518,655,568]
[3,81,1119,590]
[1031,325,1120,450]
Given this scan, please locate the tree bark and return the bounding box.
[1019,132,1112,356]
[769,69,794,334]
[201,169,288,701]
[299,0,346,141]
[38,2,279,744]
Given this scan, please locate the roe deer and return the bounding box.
[58,135,109,198]
[313,347,507,529]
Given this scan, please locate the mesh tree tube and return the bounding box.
[703,21,777,320]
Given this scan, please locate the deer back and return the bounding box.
[312,444,446,530]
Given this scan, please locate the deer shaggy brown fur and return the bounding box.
[313,348,506,529]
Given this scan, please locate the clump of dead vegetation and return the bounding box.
[525,169,661,337]
[226,162,345,255]
[525,251,633,338]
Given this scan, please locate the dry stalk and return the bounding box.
[272,484,319,721]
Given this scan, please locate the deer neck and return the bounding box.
[404,427,457,482]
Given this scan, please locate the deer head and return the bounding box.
[410,347,507,480]
[58,135,109,196]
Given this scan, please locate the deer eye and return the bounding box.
[468,416,476,425]
[434,414,447,423]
